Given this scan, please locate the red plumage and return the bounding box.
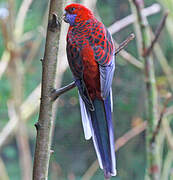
[64,3,116,178]
[65,3,94,22]
[65,4,114,100]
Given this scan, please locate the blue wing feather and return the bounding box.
[99,56,115,99]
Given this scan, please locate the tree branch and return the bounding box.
[113,40,143,69]
[114,33,135,55]
[15,0,33,38]
[144,12,168,57]
[0,102,18,150]
[108,4,161,69]
[32,0,63,179]
[108,3,161,35]
[150,94,172,144]
[51,81,76,101]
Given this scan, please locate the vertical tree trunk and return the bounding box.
[129,1,160,179]
[32,0,64,179]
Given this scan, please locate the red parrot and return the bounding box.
[64,3,116,178]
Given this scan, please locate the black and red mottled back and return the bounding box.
[66,17,115,100]
[66,17,114,77]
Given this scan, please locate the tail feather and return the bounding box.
[79,94,103,168]
[104,94,116,176]
[79,94,92,140]
[90,99,112,175]
[79,93,116,178]
[90,95,116,178]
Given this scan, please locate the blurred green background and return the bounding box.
[0,0,173,179]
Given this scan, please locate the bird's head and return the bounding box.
[63,3,94,26]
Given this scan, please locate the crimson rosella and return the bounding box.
[63,3,116,178]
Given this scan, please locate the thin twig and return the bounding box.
[109,5,159,69]
[51,82,76,101]
[144,12,169,57]
[151,94,172,144]
[115,33,135,55]
[15,0,33,38]
[0,102,18,150]
[114,40,143,69]
[115,121,147,150]
[82,121,147,180]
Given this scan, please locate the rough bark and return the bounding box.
[32,0,64,179]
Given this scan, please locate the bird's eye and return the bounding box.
[69,7,75,13]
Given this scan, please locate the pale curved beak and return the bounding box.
[63,11,68,23]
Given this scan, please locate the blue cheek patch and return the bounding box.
[66,14,77,26]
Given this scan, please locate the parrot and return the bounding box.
[63,3,116,179]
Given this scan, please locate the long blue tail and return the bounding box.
[90,94,116,179]
[79,92,116,178]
